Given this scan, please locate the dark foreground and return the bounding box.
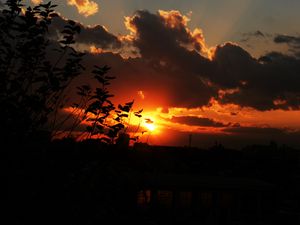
[5,140,300,225]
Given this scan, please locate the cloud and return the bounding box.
[46,10,300,112]
[121,10,215,108]
[125,10,210,59]
[240,30,266,42]
[211,43,300,110]
[137,90,145,100]
[31,0,42,5]
[274,34,300,57]
[122,11,300,111]
[167,116,228,127]
[274,34,300,47]
[223,126,284,135]
[67,0,99,17]
[50,15,121,50]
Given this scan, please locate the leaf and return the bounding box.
[145,118,154,124]
[86,126,93,132]
[125,100,134,107]
[135,109,143,114]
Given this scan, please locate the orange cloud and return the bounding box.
[124,16,137,34]
[67,0,99,17]
[158,10,190,28]
[138,91,145,100]
[31,0,42,4]
[90,45,103,54]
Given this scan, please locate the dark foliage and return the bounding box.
[0,0,143,144]
[0,0,84,142]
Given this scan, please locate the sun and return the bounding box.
[144,123,155,131]
[143,117,156,132]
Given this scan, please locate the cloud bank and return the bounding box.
[49,10,300,112]
[50,15,121,50]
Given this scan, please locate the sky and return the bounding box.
[15,0,300,148]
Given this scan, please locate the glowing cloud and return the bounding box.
[31,0,42,4]
[158,10,190,28]
[67,0,99,17]
[90,45,103,54]
[138,91,145,100]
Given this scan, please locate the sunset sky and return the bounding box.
[10,0,300,148]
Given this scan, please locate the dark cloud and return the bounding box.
[211,43,300,110]
[126,10,208,59]
[167,116,227,127]
[50,15,121,50]
[79,51,214,109]
[253,30,265,38]
[241,30,265,40]
[211,43,259,88]
[109,10,215,108]
[274,34,300,48]
[125,10,211,73]
[223,126,284,135]
[239,30,267,43]
[274,34,300,57]
[47,10,300,111]
[124,11,300,111]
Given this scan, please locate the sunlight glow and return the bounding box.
[144,123,155,132]
[67,0,99,17]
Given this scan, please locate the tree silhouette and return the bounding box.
[0,0,143,145]
[0,1,92,142]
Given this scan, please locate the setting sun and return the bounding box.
[143,117,156,132]
[144,123,155,132]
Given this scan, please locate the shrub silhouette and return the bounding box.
[0,1,83,142]
[0,0,143,144]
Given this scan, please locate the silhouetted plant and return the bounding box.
[0,0,144,144]
[0,1,87,142]
[130,109,144,142]
[74,67,144,145]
